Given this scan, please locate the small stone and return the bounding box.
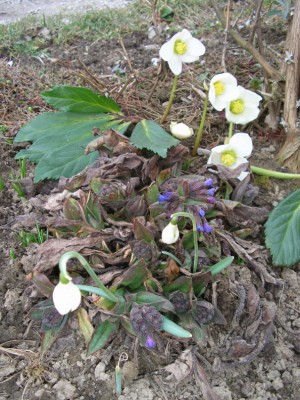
[292,368,300,378]
[272,377,284,391]
[53,379,76,400]
[34,389,45,397]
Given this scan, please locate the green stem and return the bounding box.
[59,251,117,303]
[228,122,234,139]
[251,165,300,179]
[171,212,199,273]
[160,75,179,124]
[191,92,209,157]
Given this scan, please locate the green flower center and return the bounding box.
[221,150,237,167]
[230,99,245,114]
[213,81,225,96]
[174,39,187,55]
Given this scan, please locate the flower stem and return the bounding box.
[59,251,117,303]
[160,75,179,124]
[228,122,234,139]
[251,165,300,179]
[191,92,209,157]
[171,212,199,273]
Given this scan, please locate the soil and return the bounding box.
[1,3,300,400]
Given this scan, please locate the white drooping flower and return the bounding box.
[162,221,180,244]
[159,29,206,75]
[209,73,238,111]
[207,132,253,177]
[225,86,262,124]
[170,122,194,139]
[53,279,82,315]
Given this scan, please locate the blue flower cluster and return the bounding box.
[158,177,217,234]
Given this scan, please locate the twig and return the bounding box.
[209,0,283,80]
[119,35,133,73]
[221,0,232,72]
[76,58,107,91]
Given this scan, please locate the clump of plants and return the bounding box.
[14,26,300,383]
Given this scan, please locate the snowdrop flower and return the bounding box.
[162,220,180,244]
[159,29,206,75]
[170,122,194,139]
[208,132,253,174]
[209,73,238,111]
[53,277,81,315]
[225,86,262,124]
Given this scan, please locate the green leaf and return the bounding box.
[117,259,151,291]
[42,86,121,113]
[265,189,300,266]
[206,256,234,276]
[87,320,119,355]
[41,315,69,352]
[14,112,125,182]
[130,119,179,158]
[135,292,175,312]
[161,316,192,338]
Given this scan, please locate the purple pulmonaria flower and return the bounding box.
[207,196,215,204]
[207,188,216,196]
[204,178,214,187]
[199,208,206,217]
[145,336,156,348]
[203,223,212,233]
[158,192,173,203]
[197,224,204,232]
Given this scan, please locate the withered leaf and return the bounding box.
[164,258,180,282]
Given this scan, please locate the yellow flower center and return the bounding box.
[221,150,237,167]
[230,99,245,114]
[174,39,187,55]
[213,81,225,96]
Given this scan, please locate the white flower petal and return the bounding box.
[209,73,238,111]
[159,40,175,61]
[238,87,262,107]
[162,222,179,244]
[179,29,192,41]
[168,56,183,75]
[225,106,259,124]
[53,281,82,315]
[238,171,250,181]
[181,38,206,62]
[229,132,253,158]
[208,144,229,164]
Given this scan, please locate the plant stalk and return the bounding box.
[59,251,117,303]
[160,75,179,124]
[191,92,209,156]
[251,165,300,179]
[171,212,199,273]
[228,121,234,139]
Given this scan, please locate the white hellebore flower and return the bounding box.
[225,86,262,124]
[170,122,194,139]
[159,29,206,75]
[209,73,238,111]
[208,132,253,176]
[53,279,82,315]
[162,221,180,244]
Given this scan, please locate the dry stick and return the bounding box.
[119,35,133,73]
[249,0,264,45]
[209,0,282,81]
[77,58,107,90]
[221,0,232,72]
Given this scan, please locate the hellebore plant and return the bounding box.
[209,72,238,111]
[159,29,206,123]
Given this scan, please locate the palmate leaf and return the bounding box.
[41,86,121,113]
[265,189,300,267]
[130,119,179,158]
[14,112,130,182]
